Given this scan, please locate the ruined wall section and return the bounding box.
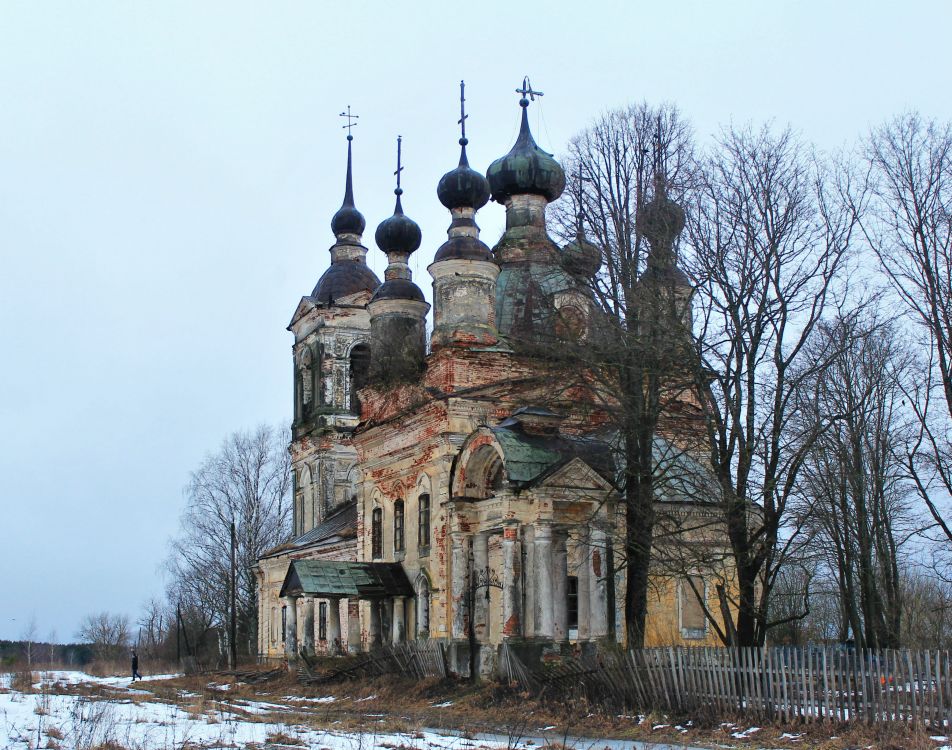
[290,299,370,537]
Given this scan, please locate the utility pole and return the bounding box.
[230,520,238,670]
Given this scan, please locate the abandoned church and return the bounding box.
[254,83,734,676]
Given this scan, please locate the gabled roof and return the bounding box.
[279,560,414,599]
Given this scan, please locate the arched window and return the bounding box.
[349,344,370,413]
[393,500,405,553]
[371,507,383,559]
[417,494,430,551]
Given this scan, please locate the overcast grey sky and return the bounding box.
[1,0,950,642]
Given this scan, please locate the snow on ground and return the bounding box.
[0,671,543,750]
[0,670,815,750]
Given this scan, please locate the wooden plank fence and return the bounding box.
[298,640,447,685]
[503,645,952,727]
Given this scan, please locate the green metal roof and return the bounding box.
[490,424,615,488]
[279,560,414,600]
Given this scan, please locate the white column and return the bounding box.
[383,599,394,645]
[346,599,361,654]
[473,532,490,642]
[533,523,554,638]
[552,535,569,641]
[577,537,591,640]
[502,523,522,639]
[300,597,315,655]
[368,601,382,649]
[589,527,609,638]
[282,596,298,662]
[327,598,342,655]
[450,531,470,640]
[392,597,406,644]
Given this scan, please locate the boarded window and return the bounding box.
[418,494,430,550]
[371,507,383,559]
[318,601,328,641]
[394,500,405,553]
[567,576,579,630]
[680,575,706,638]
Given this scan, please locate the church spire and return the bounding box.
[311,108,379,305]
[330,106,366,239]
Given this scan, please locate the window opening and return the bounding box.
[318,601,328,641]
[567,576,579,630]
[394,500,405,553]
[371,507,383,559]
[418,494,430,549]
[349,344,370,413]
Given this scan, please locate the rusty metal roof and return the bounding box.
[279,560,414,600]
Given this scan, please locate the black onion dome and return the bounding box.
[331,137,366,236]
[374,195,422,255]
[371,278,425,303]
[311,261,381,304]
[562,234,602,277]
[637,185,686,246]
[437,142,490,210]
[434,235,493,262]
[486,101,565,203]
[331,203,365,236]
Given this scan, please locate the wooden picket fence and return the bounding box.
[505,645,952,726]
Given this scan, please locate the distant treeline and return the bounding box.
[0,639,94,668]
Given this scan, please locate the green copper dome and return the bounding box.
[486,101,565,204]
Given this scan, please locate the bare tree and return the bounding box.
[165,424,291,660]
[685,124,857,645]
[797,310,914,647]
[20,613,37,669]
[538,103,702,647]
[77,611,130,661]
[860,113,952,554]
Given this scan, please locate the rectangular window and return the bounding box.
[318,601,328,641]
[281,605,287,643]
[567,576,579,630]
[418,494,430,551]
[372,507,383,559]
[680,575,707,638]
[394,500,405,553]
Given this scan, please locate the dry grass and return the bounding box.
[265,730,306,745]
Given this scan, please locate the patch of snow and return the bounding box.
[288,694,337,703]
[432,701,455,707]
[355,694,378,702]
[731,726,761,739]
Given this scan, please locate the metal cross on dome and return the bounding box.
[394,135,404,193]
[458,80,468,141]
[339,105,359,138]
[516,76,543,103]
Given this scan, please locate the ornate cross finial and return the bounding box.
[339,105,359,140]
[458,80,468,144]
[515,76,543,105]
[394,135,404,195]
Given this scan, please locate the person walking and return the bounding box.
[131,649,142,681]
